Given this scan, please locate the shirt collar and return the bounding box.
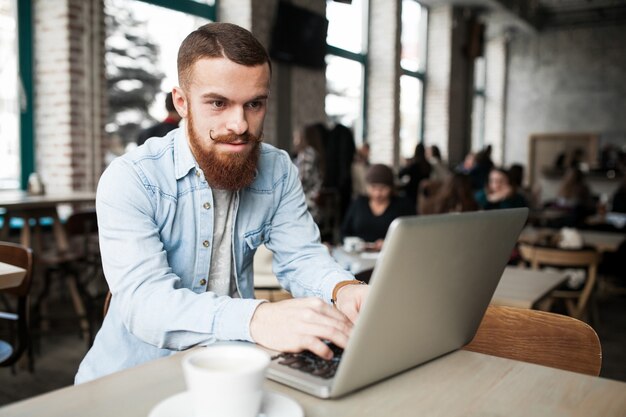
[173,127,197,180]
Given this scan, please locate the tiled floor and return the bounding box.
[1,293,625,407]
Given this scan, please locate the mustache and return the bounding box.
[208,130,263,144]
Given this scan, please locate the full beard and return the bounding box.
[187,109,262,191]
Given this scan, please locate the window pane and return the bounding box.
[472,95,485,151]
[105,0,210,146]
[401,0,426,72]
[325,55,364,143]
[0,0,20,189]
[399,75,422,160]
[326,0,366,54]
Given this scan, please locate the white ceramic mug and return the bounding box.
[182,344,270,417]
[343,236,365,253]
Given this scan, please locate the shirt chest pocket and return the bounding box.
[241,225,271,271]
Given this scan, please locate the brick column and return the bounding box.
[366,0,401,167]
[483,28,508,166]
[34,0,105,193]
[423,6,452,163]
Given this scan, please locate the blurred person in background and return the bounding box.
[324,123,356,222]
[341,164,415,251]
[427,145,451,183]
[419,172,478,215]
[137,92,182,146]
[475,167,527,210]
[399,143,432,206]
[351,143,370,198]
[612,175,626,213]
[292,123,325,222]
[552,167,594,226]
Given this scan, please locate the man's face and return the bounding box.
[173,57,270,190]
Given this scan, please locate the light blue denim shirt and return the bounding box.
[75,128,354,383]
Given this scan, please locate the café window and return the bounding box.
[0,0,20,190]
[471,56,486,151]
[325,0,368,144]
[399,0,427,160]
[104,0,213,149]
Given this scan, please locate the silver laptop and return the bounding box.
[265,208,528,398]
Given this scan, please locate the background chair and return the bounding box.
[34,209,104,347]
[463,305,602,376]
[0,241,35,372]
[252,245,291,302]
[518,243,601,321]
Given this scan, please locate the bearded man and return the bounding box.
[76,22,369,384]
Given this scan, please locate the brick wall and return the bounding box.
[423,6,452,162]
[483,27,507,166]
[34,0,105,193]
[366,0,401,167]
[504,24,626,168]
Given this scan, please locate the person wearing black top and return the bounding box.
[137,92,182,146]
[341,164,416,250]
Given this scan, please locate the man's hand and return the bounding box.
[250,297,353,359]
[334,282,370,324]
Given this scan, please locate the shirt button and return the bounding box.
[199,278,207,286]
[203,202,211,210]
[196,170,201,177]
[203,240,210,248]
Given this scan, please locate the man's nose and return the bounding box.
[226,107,248,135]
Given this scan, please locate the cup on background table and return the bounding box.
[182,344,270,417]
[343,236,365,253]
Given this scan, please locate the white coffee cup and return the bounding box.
[182,344,270,417]
[343,236,365,253]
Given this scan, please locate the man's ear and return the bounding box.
[172,87,189,118]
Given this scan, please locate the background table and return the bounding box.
[0,262,26,290]
[491,266,567,309]
[1,347,625,417]
[0,190,96,253]
[519,226,626,253]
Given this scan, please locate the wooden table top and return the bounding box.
[519,226,626,253]
[0,262,27,290]
[0,190,96,211]
[2,347,625,417]
[491,266,567,309]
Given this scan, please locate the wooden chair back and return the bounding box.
[0,242,34,298]
[0,241,34,368]
[518,243,601,320]
[463,305,602,376]
[103,290,111,318]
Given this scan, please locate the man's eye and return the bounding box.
[211,101,225,109]
[247,101,263,109]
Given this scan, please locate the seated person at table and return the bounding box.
[551,167,594,227]
[475,167,527,210]
[136,92,182,146]
[341,164,415,251]
[611,176,626,213]
[75,23,369,384]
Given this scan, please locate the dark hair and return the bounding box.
[165,92,175,113]
[178,23,271,88]
[436,173,479,213]
[296,123,326,180]
[508,163,524,189]
[430,145,442,161]
[366,164,395,187]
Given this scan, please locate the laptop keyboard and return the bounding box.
[273,343,344,379]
